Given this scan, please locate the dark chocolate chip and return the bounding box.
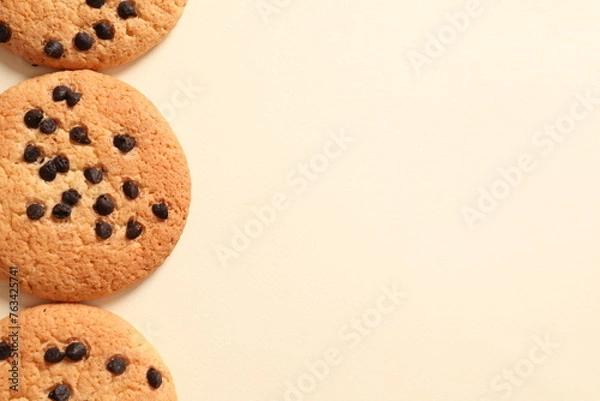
[0,23,11,43]
[84,167,103,184]
[53,86,70,101]
[39,118,58,134]
[53,156,70,173]
[0,341,11,360]
[86,0,105,8]
[94,22,115,40]
[24,144,42,163]
[24,109,44,128]
[152,203,169,219]
[122,181,139,199]
[113,135,136,153]
[44,41,64,58]
[65,342,86,361]
[106,357,127,375]
[26,204,45,220]
[93,195,115,216]
[95,221,113,239]
[62,189,82,206]
[69,126,91,145]
[48,384,70,401]
[147,368,162,389]
[52,203,72,219]
[40,160,57,181]
[118,1,138,19]
[126,219,143,239]
[66,91,82,107]
[44,347,65,363]
[74,32,94,51]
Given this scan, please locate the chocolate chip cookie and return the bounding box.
[0,303,177,400]
[0,0,187,70]
[0,70,191,301]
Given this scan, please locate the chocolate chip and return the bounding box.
[86,0,105,8]
[48,384,70,401]
[44,41,64,58]
[95,222,113,239]
[146,368,162,389]
[74,32,94,51]
[24,109,44,128]
[93,195,115,216]
[118,1,138,19]
[53,86,70,101]
[69,126,91,145]
[0,341,11,360]
[53,156,70,173]
[99,195,117,213]
[27,204,45,220]
[152,203,168,219]
[126,219,143,239]
[24,144,42,163]
[39,118,58,134]
[44,347,65,363]
[84,167,103,184]
[52,203,72,219]
[66,91,82,107]
[107,357,127,375]
[40,160,57,181]
[0,23,11,43]
[62,189,81,206]
[94,22,115,40]
[113,135,136,153]
[122,181,139,199]
[65,342,86,361]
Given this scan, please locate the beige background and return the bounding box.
[1,0,599,399]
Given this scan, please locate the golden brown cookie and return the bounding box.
[0,303,177,400]
[0,70,191,301]
[0,0,187,70]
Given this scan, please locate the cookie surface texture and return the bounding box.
[0,0,187,70]
[0,303,177,400]
[0,70,191,301]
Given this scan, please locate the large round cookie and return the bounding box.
[0,70,191,301]
[0,0,187,70]
[0,303,177,400]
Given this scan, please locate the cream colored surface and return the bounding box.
[1,0,599,400]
